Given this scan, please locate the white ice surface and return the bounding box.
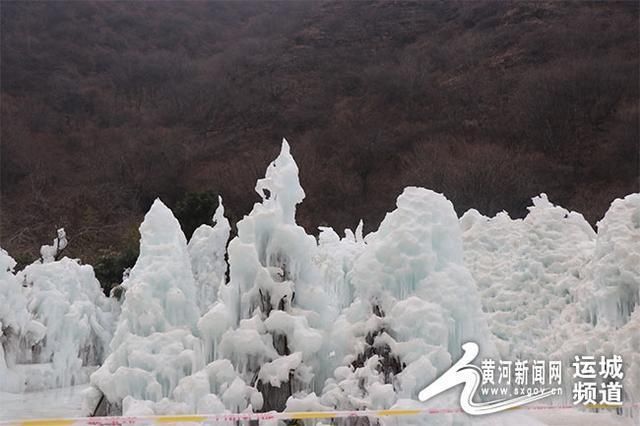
[188,196,230,314]
[0,384,90,420]
[1,244,114,393]
[90,199,202,410]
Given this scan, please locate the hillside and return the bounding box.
[1,1,638,277]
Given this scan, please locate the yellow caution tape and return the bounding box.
[3,403,638,426]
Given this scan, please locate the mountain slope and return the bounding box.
[1,0,638,269]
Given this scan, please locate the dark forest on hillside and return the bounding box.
[1,1,638,285]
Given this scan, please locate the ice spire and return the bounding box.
[112,199,199,346]
[255,138,305,225]
[91,199,201,412]
[215,138,329,413]
[188,195,231,314]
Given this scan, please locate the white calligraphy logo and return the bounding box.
[418,342,554,415]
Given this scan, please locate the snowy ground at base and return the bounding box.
[523,410,635,426]
[0,386,634,426]
[429,410,635,426]
[0,384,90,420]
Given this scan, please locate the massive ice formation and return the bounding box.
[590,194,640,406]
[314,222,365,312]
[90,140,334,416]
[215,139,330,412]
[544,194,640,407]
[0,237,114,393]
[91,199,201,413]
[0,136,634,424]
[591,193,640,327]
[321,187,495,415]
[187,196,231,314]
[463,193,640,414]
[461,194,596,358]
[17,258,114,390]
[0,250,45,392]
[111,199,200,346]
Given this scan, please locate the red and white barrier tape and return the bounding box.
[1,403,638,426]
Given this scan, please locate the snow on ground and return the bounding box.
[524,409,635,426]
[429,409,636,426]
[0,387,633,426]
[0,384,90,420]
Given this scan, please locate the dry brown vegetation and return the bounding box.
[1,0,638,268]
